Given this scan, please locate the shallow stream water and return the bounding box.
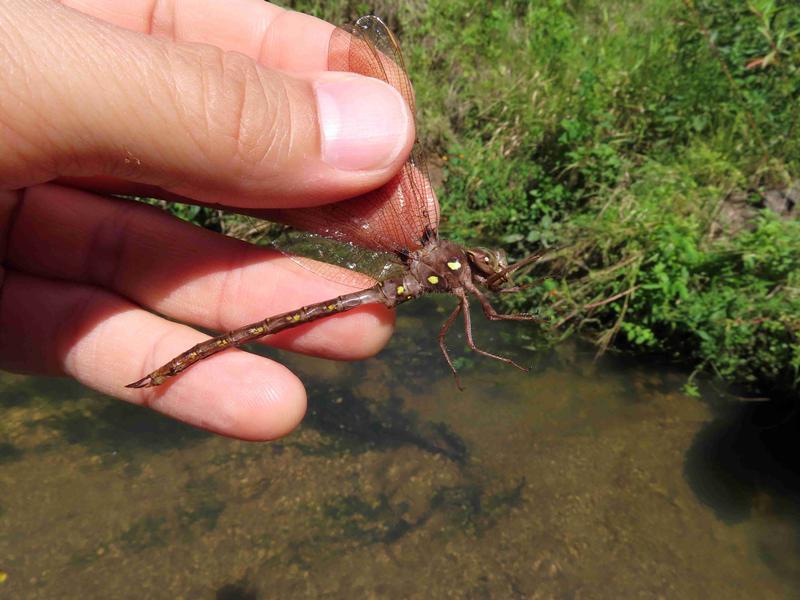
[1,296,798,598]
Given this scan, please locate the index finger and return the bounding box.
[61,0,334,71]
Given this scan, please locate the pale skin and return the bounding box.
[0,0,417,440]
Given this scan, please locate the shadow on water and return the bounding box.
[216,579,260,600]
[0,440,23,465]
[686,397,800,523]
[264,371,525,554]
[39,400,209,455]
[685,394,800,583]
[0,373,90,409]
[299,381,468,465]
[0,373,210,464]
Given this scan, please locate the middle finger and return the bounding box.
[5,184,395,359]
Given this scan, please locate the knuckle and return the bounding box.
[167,44,293,181]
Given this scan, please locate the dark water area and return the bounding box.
[1,296,798,598]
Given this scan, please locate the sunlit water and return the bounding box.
[1,297,798,598]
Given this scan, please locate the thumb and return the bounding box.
[0,0,414,208]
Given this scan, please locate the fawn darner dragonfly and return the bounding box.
[127,15,542,390]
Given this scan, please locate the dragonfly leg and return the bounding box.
[459,291,528,372]
[468,283,541,322]
[438,301,464,391]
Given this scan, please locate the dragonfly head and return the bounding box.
[466,247,512,290]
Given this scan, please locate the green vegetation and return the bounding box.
[171,1,798,396]
[289,0,799,396]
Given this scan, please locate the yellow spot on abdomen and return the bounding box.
[291,314,301,322]
[327,304,336,311]
[427,275,440,285]
[447,260,462,271]
[396,285,405,295]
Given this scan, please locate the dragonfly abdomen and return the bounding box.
[126,277,418,388]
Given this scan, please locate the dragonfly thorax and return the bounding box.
[405,238,474,293]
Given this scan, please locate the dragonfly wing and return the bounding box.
[252,15,439,255]
[222,217,405,292]
[269,229,408,291]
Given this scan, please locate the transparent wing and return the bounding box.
[223,216,406,292]
[269,228,408,290]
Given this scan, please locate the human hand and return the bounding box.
[0,0,415,439]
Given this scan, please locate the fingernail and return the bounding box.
[315,74,411,171]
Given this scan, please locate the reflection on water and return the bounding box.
[0,296,798,598]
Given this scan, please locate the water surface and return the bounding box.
[1,297,798,598]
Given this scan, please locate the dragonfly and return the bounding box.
[127,15,543,391]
